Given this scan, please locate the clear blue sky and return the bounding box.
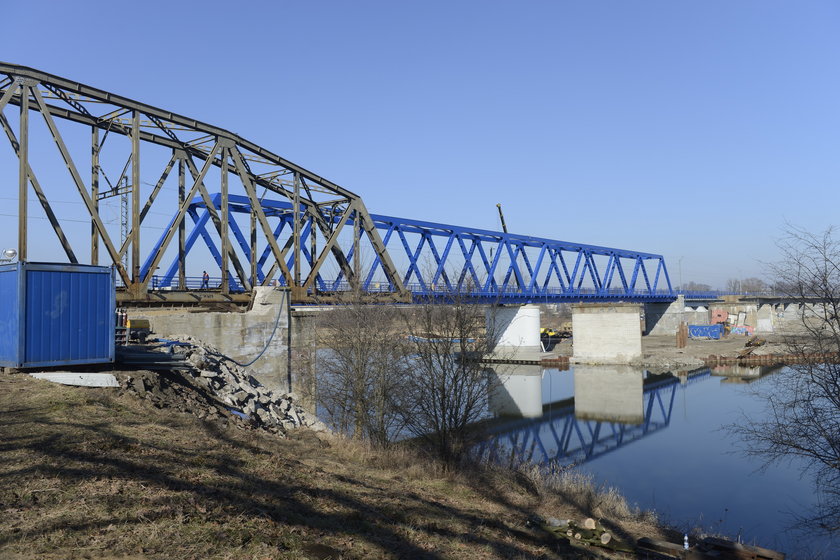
[1,1,838,288]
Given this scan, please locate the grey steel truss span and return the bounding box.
[0,62,406,303]
[0,63,673,304]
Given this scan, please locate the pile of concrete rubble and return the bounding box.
[117,335,326,437]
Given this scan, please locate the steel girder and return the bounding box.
[0,62,407,303]
[158,195,675,303]
[0,62,673,304]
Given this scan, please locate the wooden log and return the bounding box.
[583,517,597,530]
[572,528,599,541]
[600,532,612,545]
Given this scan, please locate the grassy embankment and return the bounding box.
[0,370,674,559]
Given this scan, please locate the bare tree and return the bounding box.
[316,301,407,447]
[741,277,768,293]
[731,226,840,534]
[394,296,499,468]
[682,281,712,292]
[316,260,508,465]
[725,277,741,293]
[726,277,769,294]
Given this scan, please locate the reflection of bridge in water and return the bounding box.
[475,366,712,467]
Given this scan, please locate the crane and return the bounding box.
[496,203,508,234]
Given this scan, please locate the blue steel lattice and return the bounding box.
[144,194,675,303]
[472,371,716,468]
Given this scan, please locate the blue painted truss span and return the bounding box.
[144,194,675,303]
[474,369,712,467]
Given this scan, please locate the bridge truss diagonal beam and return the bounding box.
[474,376,682,468]
[156,195,674,303]
[0,62,672,304]
[0,62,408,303]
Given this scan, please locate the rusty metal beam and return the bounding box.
[91,126,99,264]
[131,110,141,291]
[17,80,29,261]
[182,151,251,291]
[0,63,407,303]
[229,145,293,285]
[0,113,78,263]
[29,85,130,285]
[220,145,230,295]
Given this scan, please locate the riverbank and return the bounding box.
[0,368,683,559]
[538,332,794,372]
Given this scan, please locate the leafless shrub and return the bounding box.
[316,270,509,468]
[316,300,407,447]
[393,292,499,468]
[731,226,840,534]
[516,463,656,523]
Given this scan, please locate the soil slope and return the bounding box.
[0,369,674,559]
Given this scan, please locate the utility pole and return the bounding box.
[678,256,683,291]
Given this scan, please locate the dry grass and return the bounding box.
[0,370,673,559]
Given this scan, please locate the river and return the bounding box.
[484,364,839,558]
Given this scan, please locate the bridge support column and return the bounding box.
[571,303,642,364]
[486,304,542,359]
[488,365,543,418]
[573,365,643,423]
[643,295,685,335]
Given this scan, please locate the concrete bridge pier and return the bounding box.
[571,303,643,364]
[488,364,543,418]
[643,295,686,335]
[486,304,543,360]
[573,365,644,423]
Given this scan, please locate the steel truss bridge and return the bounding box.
[0,63,674,304]
[475,369,712,467]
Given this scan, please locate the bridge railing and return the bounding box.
[125,275,677,302]
[678,290,785,300]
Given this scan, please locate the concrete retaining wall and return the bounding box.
[572,303,642,363]
[136,287,292,394]
[644,297,712,335]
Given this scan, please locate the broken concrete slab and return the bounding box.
[30,372,120,388]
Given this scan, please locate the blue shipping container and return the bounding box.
[0,262,115,368]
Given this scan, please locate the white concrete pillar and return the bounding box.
[756,304,774,333]
[487,304,541,351]
[488,365,543,418]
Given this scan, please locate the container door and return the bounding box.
[24,267,114,366]
[0,266,21,366]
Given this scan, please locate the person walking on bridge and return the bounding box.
[202,270,209,289]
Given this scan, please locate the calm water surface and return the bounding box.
[484,365,838,558]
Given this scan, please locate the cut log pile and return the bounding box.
[530,515,633,553]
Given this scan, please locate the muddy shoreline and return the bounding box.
[498,333,825,372]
